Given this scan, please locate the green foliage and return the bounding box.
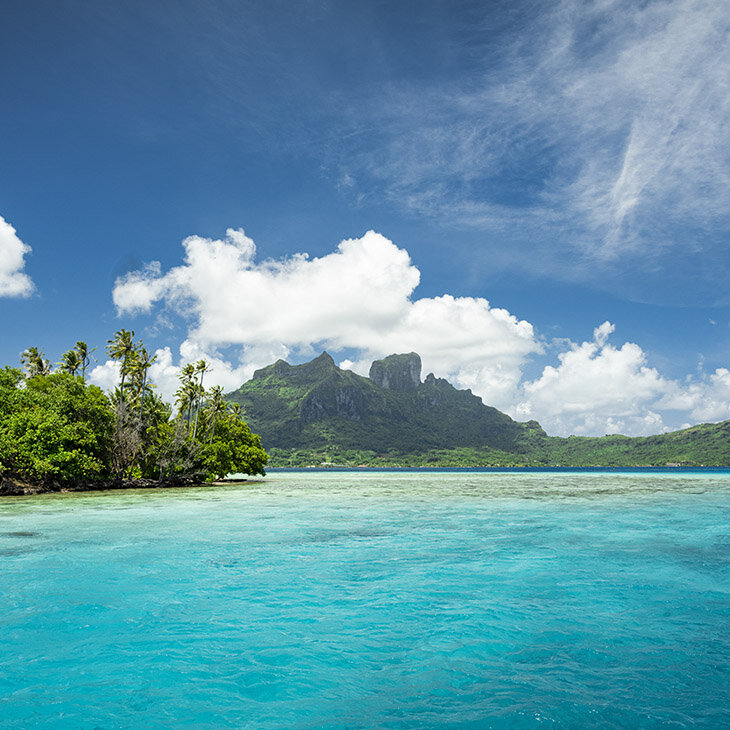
[0,337,268,491]
[0,371,114,484]
[58,349,82,376]
[266,445,531,468]
[537,421,730,466]
[227,352,730,468]
[20,347,51,377]
[200,411,268,479]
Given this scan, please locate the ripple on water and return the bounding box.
[1,470,729,728]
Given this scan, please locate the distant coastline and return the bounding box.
[266,465,730,473]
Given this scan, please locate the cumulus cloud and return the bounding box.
[0,216,34,297]
[88,359,120,394]
[111,228,730,436]
[516,322,671,435]
[656,367,730,424]
[114,229,541,410]
[514,321,730,436]
[689,369,730,422]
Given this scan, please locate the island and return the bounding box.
[3,342,729,496]
[0,331,267,495]
[226,351,730,468]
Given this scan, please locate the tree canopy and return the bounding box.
[0,332,267,491]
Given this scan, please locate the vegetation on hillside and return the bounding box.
[227,352,730,468]
[227,352,531,454]
[3,340,726,488]
[266,422,730,468]
[0,332,267,494]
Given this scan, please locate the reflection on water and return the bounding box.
[1,470,729,728]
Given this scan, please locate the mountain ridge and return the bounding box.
[226,352,730,467]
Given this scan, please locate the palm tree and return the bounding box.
[106,329,136,403]
[191,359,210,441]
[204,385,227,443]
[106,330,140,479]
[130,346,157,423]
[58,349,82,376]
[75,341,96,380]
[21,347,51,377]
[175,363,197,431]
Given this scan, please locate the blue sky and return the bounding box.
[1,0,729,436]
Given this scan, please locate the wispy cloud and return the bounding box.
[333,0,730,274]
[562,0,730,256]
[0,216,34,298]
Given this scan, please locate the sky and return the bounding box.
[1,0,730,437]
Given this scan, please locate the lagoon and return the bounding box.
[1,470,729,728]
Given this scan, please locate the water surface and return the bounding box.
[1,470,728,728]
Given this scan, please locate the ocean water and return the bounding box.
[1,470,728,729]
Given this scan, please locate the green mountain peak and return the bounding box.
[227,351,527,454]
[369,352,421,392]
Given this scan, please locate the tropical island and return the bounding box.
[226,351,730,468]
[0,330,267,495]
[3,342,729,495]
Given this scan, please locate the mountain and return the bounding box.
[226,352,544,458]
[226,352,730,467]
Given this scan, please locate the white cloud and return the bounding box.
[334,0,730,272]
[145,347,181,403]
[111,262,165,314]
[114,229,541,411]
[338,294,541,409]
[691,369,730,422]
[0,216,34,297]
[656,367,730,423]
[516,323,672,435]
[88,359,120,393]
[561,0,730,257]
[593,321,615,347]
[112,228,730,436]
[515,322,730,436]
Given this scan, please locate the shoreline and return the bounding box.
[0,475,261,497]
[266,465,729,473]
[4,466,727,497]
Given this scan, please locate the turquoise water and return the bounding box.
[1,470,729,728]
